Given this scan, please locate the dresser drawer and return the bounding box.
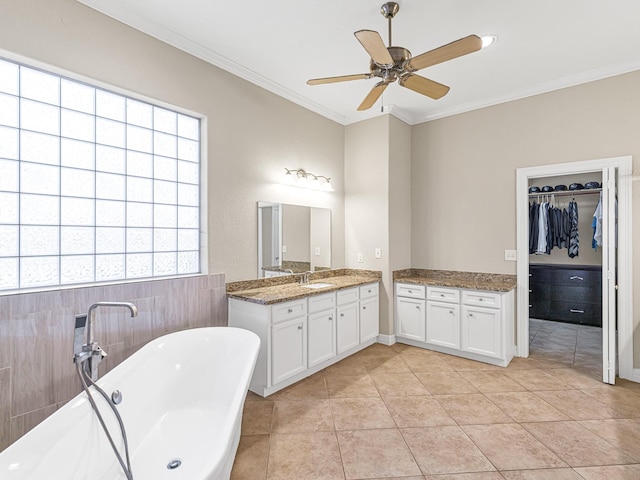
[308,292,336,313]
[336,287,359,305]
[396,283,426,299]
[462,290,501,309]
[550,285,601,305]
[549,301,601,327]
[427,286,460,304]
[550,268,601,287]
[360,283,378,299]
[272,299,307,324]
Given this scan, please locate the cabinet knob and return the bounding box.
[408,289,413,293]
[328,316,333,321]
[287,308,293,313]
[362,306,367,310]
[479,298,483,302]
[469,313,474,318]
[368,289,371,293]
[340,313,344,317]
[449,310,454,315]
[415,305,420,310]
[440,293,445,297]
[297,324,303,330]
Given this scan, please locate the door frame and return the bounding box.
[515,156,633,381]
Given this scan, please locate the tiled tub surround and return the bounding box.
[394,269,518,368]
[0,274,227,452]
[226,268,382,304]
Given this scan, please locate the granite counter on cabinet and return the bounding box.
[227,268,382,305]
[393,268,516,292]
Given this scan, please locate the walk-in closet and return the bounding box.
[527,173,606,374]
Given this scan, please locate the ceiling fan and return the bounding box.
[307,2,483,111]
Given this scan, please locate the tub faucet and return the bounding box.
[74,302,138,381]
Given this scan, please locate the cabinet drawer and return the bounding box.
[360,283,378,299]
[427,286,460,304]
[308,292,336,314]
[337,287,359,306]
[272,299,307,324]
[462,290,500,309]
[549,301,601,326]
[550,285,601,305]
[396,283,426,299]
[550,268,601,287]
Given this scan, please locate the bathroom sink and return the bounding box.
[301,282,334,289]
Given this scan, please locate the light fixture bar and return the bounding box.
[284,168,334,192]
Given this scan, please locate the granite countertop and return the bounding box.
[227,269,382,305]
[394,268,517,292]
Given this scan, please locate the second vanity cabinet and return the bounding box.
[395,282,515,367]
[229,282,379,396]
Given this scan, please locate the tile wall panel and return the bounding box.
[0,273,227,451]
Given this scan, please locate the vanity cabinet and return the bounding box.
[336,287,359,354]
[229,281,379,396]
[395,282,515,367]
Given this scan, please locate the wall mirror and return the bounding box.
[257,202,331,278]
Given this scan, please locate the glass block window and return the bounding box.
[0,57,201,292]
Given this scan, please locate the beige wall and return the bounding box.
[411,71,640,365]
[0,0,346,283]
[282,204,311,263]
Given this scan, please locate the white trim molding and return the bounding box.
[377,334,396,346]
[516,156,633,381]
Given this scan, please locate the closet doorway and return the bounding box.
[516,156,633,385]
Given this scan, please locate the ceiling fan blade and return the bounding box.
[354,30,394,66]
[357,81,388,111]
[307,73,372,85]
[399,74,450,100]
[407,35,482,72]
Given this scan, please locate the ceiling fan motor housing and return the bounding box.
[370,46,411,81]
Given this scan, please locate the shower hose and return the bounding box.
[75,362,134,480]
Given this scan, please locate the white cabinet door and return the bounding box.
[360,296,379,342]
[271,317,307,385]
[337,302,359,354]
[461,305,501,358]
[396,297,426,342]
[308,309,336,367]
[426,301,460,349]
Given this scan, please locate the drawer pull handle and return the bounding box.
[570,276,584,281]
[297,324,303,330]
[287,308,293,313]
[570,309,585,314]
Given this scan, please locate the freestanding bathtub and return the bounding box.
[0,327,260,480]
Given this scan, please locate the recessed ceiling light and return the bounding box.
[481,35,497,48]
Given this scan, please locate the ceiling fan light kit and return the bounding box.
[307,2,484,111]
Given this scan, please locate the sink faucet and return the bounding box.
[74,302,138,381]
[283,269,294,275]
[299,271,314,285]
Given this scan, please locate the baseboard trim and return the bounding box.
[377,334,396,346]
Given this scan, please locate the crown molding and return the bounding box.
[77,1,640,128]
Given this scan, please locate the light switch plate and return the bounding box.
[282,245,287,253]
[315,247,320,256]
[504,249,517,261]
[375,248,381,259]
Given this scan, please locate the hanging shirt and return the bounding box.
[568,201,579,258]
[593,193,603,249]
[536,202,548,255]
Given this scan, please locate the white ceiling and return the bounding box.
[78,0,640,125]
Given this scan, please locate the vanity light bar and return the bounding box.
[284,168,334,192]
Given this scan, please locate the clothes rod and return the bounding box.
[528,188,601,198]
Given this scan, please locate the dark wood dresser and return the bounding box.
[529,264,602,327]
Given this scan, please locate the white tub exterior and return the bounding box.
[0,327,260,480]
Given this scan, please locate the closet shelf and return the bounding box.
[528,188,601,198]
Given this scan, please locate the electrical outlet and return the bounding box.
[504,249,517,261]
[357,253,364,263]
[375,248,381,259]
[282,245,287,253]
[315,247,321,256]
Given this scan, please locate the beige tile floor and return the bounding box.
[231,320,640,479]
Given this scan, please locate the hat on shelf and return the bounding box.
[541,185,554,192]
[584,181,601,189]
[554,185,568,191]
[528,186,540,193]
[569,183,585,190]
